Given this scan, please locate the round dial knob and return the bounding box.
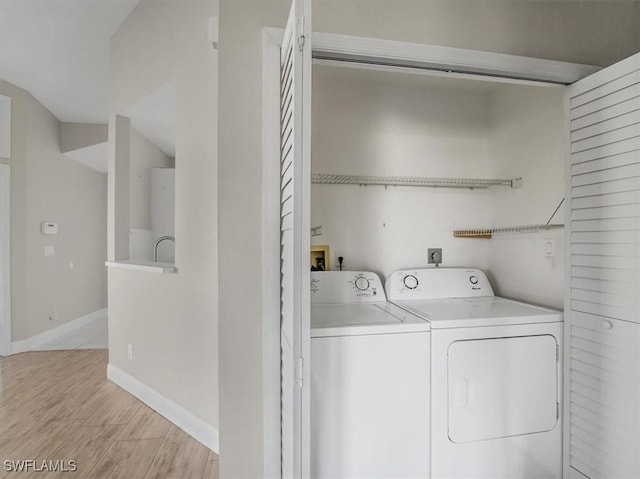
[403,274,419,290]
[469,275,479,285]
[354,277,370,291]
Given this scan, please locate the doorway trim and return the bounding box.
[261,29,599,477]
[0,163,11,356]
[262,26,285,478]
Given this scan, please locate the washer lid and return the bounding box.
[311,303,430,337]
[392,297,562,329]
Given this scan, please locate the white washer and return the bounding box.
[386,268,563,479]
[311,271,430,478]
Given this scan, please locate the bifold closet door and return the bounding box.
[279,0,311,477]
[567,52,640,479]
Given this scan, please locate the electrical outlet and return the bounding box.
[428,248,443,265]
[128,344,133,360]
[49,307,58,321]
[335,251,345,271]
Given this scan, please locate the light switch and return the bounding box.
[544,239,555,258]
[44,246,54,256]
[41,222,58,235]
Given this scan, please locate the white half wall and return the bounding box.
[108,0,219,442]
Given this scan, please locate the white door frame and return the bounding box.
[0,164,11,357]
[263,26,287,478]
[261,29,599,477]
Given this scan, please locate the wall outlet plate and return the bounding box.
[428,248,443,265]
[544,239,555,258]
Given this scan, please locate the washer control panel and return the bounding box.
[385,268,494,300]
[311,271,385,303]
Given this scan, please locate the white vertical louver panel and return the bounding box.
[569,314,640,479]
[280,1,311,477]
[567,53,640,479]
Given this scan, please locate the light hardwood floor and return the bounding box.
[0,350,218,478]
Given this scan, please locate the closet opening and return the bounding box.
[308,58,567,477]
[309,59,565,306]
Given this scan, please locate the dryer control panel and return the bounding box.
[311,271,385,303]
[385,268,494,300]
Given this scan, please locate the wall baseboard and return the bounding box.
[107,363,219,454]
[11,308,108,355]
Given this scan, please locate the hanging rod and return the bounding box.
[312,173,522,189]
[453,224,564,239]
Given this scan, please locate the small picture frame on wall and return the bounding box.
[311,245,330,271]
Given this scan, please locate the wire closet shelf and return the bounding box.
[311,173,521,189]
[453,198,566,238]
[453,224,564,239]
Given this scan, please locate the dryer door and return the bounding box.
[448,334,558,443]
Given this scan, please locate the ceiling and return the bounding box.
[0,0,139,124]
[122,81,176,158]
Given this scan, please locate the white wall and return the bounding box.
[108,0,219,439]
[0,79,107,342]
[150,168,175,263]
[311,67,565,308]
[128,127,173,262]
[313,0,640,67]
[486,85,565,309]
[311,66,494,277]
[129,127,173,232]
[218,1,640,475]
[60,122,107,153]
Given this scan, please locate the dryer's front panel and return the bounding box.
[431,322,563,479]
[448,335,558,443]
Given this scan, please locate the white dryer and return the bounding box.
[386,268,563,479]
[311,271,430,478]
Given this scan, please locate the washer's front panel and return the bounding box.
[311,332,430,478]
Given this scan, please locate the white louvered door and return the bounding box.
[566,53,640,479]
[280,1,311,477]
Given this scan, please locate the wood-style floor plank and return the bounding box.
[0,350,218,478]
[143,426,210,479]
[202,459,219,479]
[86,438,163,479]
[118,405,172,441]
[82,387,142,427]
[34,424,124,478]
[0,419,82,479]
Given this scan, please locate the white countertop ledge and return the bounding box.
[105,261,176,273]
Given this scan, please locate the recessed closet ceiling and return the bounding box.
[0,0,139,123]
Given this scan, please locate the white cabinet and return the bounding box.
[0,95,11,159]
[566,52,640,479]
